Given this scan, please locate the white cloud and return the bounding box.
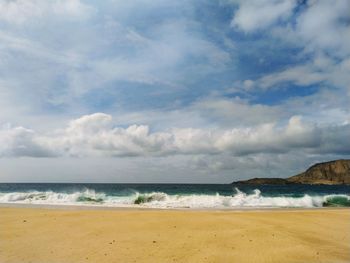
[232,0,350,96]
[0,31,82,65]
[231,0,297,32]
[294,0,350,57]
[0,1,349,182]
[0,2,232,114]
[243,79,255,90]
[191,97,282,126]
[259,63,327,89]
[0,0,94,25]
[81,20,232,89]
[231,0,350,57]
[40,113,173,157]
[258,54,350,95]
[52,0,94,18]
[0,113,349,158]
[0,125,54,157]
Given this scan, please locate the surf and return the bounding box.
[1,187,349,208]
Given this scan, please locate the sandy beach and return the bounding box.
[1,207,349,263]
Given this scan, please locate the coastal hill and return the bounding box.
[233,178,294,185]
[233,159,350,185]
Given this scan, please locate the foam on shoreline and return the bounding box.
[1,187,349,208]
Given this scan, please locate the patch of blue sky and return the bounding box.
[81,88,118,112]
[237,42,302,75]
[250,83,321,106]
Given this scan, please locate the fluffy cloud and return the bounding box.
[39,113,173,157]
[231,0,297,32]
[231,0,350,98]
[231,0,350,56]
[258,54,350,95]
[1,113,349,158]
[0,125,54,157]
[293,0,350,57]
[0,1,349,182]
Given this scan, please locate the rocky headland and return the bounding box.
[233,159,350,185]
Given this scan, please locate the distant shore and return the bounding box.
[1,207,349,263]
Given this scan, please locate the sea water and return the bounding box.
[0,183,349,208]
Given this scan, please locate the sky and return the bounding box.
[0,0,349,183]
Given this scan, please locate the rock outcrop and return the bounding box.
[232,178,292,185]
[232,159,350,185]
[287,159,350,185]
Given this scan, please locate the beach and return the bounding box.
[1,207,349,263]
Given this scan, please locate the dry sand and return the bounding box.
[1,207,349,263]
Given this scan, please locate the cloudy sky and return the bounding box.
[0,0,349,183]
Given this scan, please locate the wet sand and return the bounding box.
[1,207,349,263]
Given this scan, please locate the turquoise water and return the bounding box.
[0,183,349,208]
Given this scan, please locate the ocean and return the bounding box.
[0,183,349,208]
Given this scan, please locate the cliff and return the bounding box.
[287,159,350,185]
[232,159,350,185]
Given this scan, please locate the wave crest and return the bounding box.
[0,188,349,208]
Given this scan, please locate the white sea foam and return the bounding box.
[134,189,327,208]
[0,188,349,208]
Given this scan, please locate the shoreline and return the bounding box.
[1,202,348,211]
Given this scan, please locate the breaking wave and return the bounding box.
[0,188,349,208]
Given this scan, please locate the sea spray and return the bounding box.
[0,189,107,204]
[0,184,349,208]
[134,192,167,204]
